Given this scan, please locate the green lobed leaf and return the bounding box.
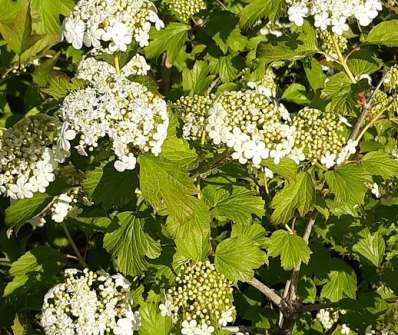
[361,151,398,179]
[282,83,311,105]
[325,164,372,208]
[239,0,285,29]
[203,178,265,225]
[138,154,197,224]
[365,20,398,47]
[182,60,214,95]
[353,230,385,267]
[5,193,53,230]
[320,259,357,302]
[139,292,172,335]
[82,162,138,210]
[303,57,325,91]
[103,212,161,276]
[257,21,318,63]
[215,236,267,282]
[268,230,311,270]
[271,171,315,224]
[145,22,190,63]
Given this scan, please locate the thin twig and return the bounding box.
[249,277,282,307]
[62,222,87,268]
[288,213,317,302]
[301,302,340,312]
[223,326,268,334]
[349,71,386,141]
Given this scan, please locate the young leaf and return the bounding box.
[325,164,371,208]
[82,162,138,210]
[5,193,53,230]
[139,292,172,335]
[138,155,197,224]
[320,259,357,302]
[182,60,214,95]
[365,20,398,47]
[202,180,265,225]
[239,0,285,29]
[215,236,267,282]
[282,83,311,105]
[353,230,385,267]
[145,22,190,63]
[271,172,315,224]
[30,0,75,34]
[103,212,161,276]
[167,198,211,261]
[303,57,325,91]
[361,151,398,179]
[0,0,31,55]
[268,230,311,270]
[257,21,318,63]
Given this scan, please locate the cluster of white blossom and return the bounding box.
[62,0,164,52]
[59,57,168,172]
[50,189,85,223]
[316,309,350,333]
[41,269,140,335]
[286,0,382,34]
[0,115,69,200]
[159,261,235,335]
[206,91,295,167]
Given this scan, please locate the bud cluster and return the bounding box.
[292,108,349,168]
[62,0,164,53]
[318,30,347,60]
[174,95,214,141]
[0,115,68,200]
[383,65,398,93]
[159,261,235,335]
[167,0,207,22]
[41,269,140,335]
[368,91,398,120]
[59,57,169,172]
[206,91,295,166]
[316,308,349,333]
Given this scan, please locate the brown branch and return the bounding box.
[289,213,317,301]
[249,277,282,307]
[301,302,340,312]
[349,71,386,141]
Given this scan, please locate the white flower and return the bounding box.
[341,324,351,334]
[218,308,234,327]
[288,3,308,26]
[320,152,337,169]
[159,300,173,317]
[63,18,85,49]
[338,115,352,127]
[103,22,132,52]
[371,183,381,198]
[332,17,349,35]
[181,320,198,335]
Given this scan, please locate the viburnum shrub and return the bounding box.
[2,0,398,334]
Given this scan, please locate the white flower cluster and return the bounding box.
[62,0,164,52]
[286,0,382,34]
[59,57,168,172]
[206,91,295,167]
[41,269,140,335]
[316,309,349,332]
[159,261,235,335]
[0,115,68,200]
[51,190,84,223]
